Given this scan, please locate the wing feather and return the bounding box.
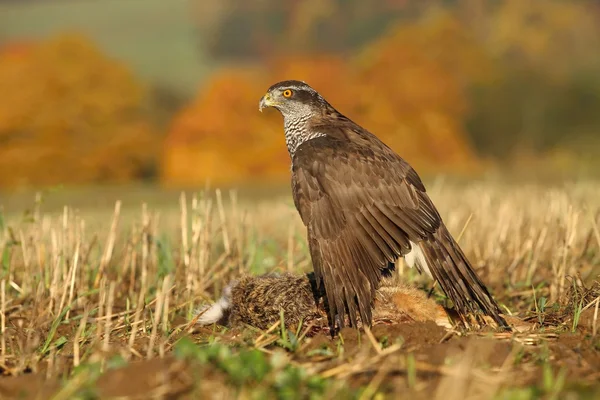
[292,137,425,328]
[292,129,507,330]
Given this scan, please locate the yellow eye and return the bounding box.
[282,89,293,98]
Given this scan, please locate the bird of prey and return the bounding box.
[259,80,508,331]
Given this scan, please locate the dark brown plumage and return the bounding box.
[259,80,509,332]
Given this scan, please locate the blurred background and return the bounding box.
[1,0,599,205]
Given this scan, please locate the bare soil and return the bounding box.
[2,317,599,399]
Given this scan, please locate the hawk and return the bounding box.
[259,80,508,331]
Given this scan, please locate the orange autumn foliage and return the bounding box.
[162,69,290,186]
[0,33,157,188]
[162,57,362,186]
[163,13,486,186]
[353,13,492,171]
[265,55,364,116]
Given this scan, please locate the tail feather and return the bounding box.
[418,225,509,329]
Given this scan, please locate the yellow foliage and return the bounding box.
[354,12,488,171]
[0,33,157,188]
[490,0,600,79]
[163,13,486,186]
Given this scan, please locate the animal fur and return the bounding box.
[196,272,452,330]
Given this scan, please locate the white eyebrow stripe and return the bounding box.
[280,83,314,93]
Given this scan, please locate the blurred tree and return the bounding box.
[161,68,290,186]
[162,12,485,186]
[0,33,158,188]
[192,0,418,60]
[466,0,600,159]
[195,0,600,171]
[489,0,600,77]
[353,10,488,172]
[147,84,191,130]
[265,54,364,116]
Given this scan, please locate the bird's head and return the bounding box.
[259,80,325,119]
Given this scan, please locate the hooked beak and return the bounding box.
[259,93,275,112]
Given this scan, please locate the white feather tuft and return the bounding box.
[195,280,237,325]
[404,241,432,278]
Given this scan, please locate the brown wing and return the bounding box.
[292,120,508,331]
[291,134,441,328]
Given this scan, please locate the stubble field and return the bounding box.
[0,179,599,400]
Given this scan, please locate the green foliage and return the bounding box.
[276,310,303,352]
[173,337,358,399]
[63,362,103,400]
[155,234,175,279]
[40,306,71,356]
[542,363,567,399]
